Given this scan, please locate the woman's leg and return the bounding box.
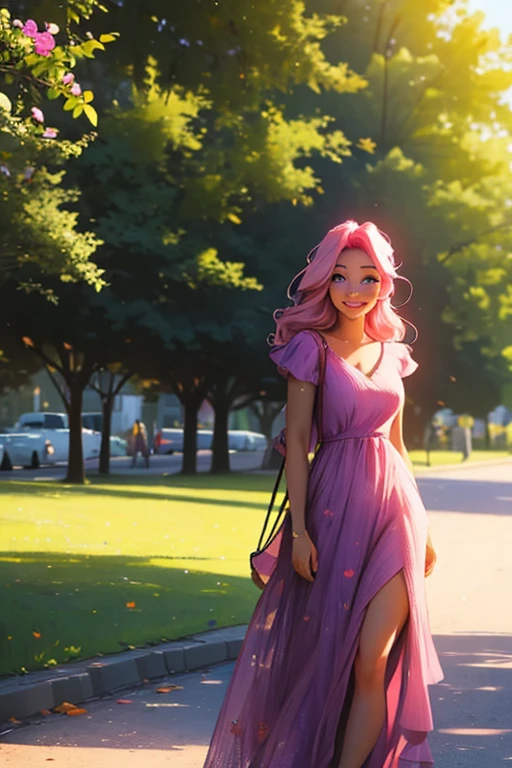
[338,570,409,768]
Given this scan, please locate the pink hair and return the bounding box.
[271,220,408,345]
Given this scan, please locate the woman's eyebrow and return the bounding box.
[335,263,378,270]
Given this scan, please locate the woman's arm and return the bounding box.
[285,375,318,582]
[389,403,415,477]
[390,404,436,576]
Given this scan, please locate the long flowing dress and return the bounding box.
[203,330,443,768]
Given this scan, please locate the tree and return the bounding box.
[248,0,512,431]
[0,4,115,289]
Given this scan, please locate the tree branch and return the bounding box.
[439,219,512,265]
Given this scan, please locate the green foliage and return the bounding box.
[0,5,117,130]
[0,127,104,287]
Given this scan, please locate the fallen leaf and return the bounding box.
[54,701,78,713]
[116,699,133,704]
[8,717,22,724]
[40,709,53,716]
[126,601,136,609]
[32,631,41,639]
[155,685,184,694]
[66,708,87,716]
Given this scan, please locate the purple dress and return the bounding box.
[203,330,443,768]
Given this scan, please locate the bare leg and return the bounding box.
[338,570,409,768]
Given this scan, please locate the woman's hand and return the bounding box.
[292,531,318,582]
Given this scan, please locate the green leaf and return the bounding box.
[31,60,51,78]
[83,90,94,104]
[47,88,61,101]
[80,40,105,59]
[63,97,79,111]
[73,104,84,119]
[83,104,98,127]
[99,33,118,43]
[24,53,40,67]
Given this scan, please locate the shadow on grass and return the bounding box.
[0,473,280,508]
[0,551,259,679]
[430,633,512,765]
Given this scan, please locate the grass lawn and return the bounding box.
[410,449,510,469]
[0,473,278,677]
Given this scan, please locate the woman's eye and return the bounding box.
[332,273,345,282]
[362,276,380,284]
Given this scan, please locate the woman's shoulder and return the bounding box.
[269,329,322,385]
[386,341,418,378]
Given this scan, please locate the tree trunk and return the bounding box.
[211,392,230,474]
[182,399,199,474]
[65,383,85,484]
[250,402,283,442]
[99,395,113,475]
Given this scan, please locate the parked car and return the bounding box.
[15,411,101,462]
[82,412,102,432]
[153,428,267,454]
[0,432,56,470]
[109,436,128,456]
[227,431,268,452]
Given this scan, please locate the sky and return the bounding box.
[466,0,512,36]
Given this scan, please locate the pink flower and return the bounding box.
[22,19,38,38]
[34,31,56,56]
[70,83,82,97]
[42,128,58,139]
[13,19,24,29]
[343,569,355,578]
[45,22,60,35]
[62,72,75,86]
[31,106,44,123]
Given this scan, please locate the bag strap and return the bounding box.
[309,330,327,445]
[255,330,327,554]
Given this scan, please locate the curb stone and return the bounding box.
[0,624,247,727]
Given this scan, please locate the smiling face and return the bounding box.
[328,247,382,321]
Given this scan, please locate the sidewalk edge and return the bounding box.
[0,624,248,728]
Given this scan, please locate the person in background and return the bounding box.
[131,419,149,468]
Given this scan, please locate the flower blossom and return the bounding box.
[70,83,82,97]
[45,22,60,35]
[31,106,44,123]
[34,31,56,56]
[62,73,75,86]
[12,19,24,29]
[43,128,58,139]
[22,19,38,38]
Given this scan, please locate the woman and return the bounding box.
[203,221,442,768]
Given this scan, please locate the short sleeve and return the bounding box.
[269,330,320,385]
[394,343,418,378]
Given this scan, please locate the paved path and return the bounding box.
[1,460,511,767]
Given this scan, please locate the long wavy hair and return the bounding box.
[270,220,410,346]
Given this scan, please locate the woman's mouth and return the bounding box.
[343,301,367,308]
